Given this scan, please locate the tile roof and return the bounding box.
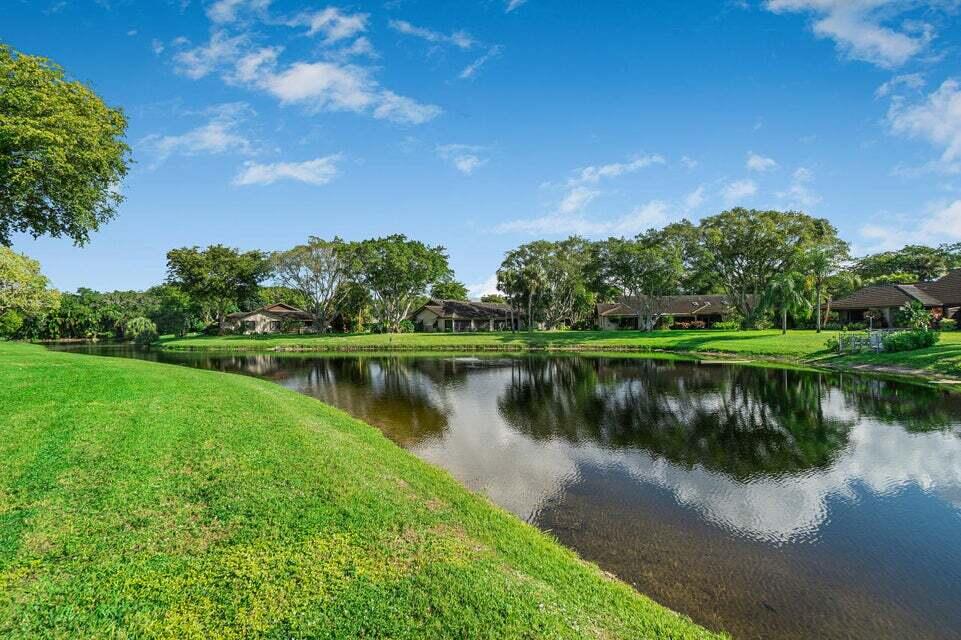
[598,295,746,317]
[917,269,961,306]
[415,299,516,320]
[226,303,314,321]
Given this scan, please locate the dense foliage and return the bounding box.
[0,45,129,246]
[882,329,940,353]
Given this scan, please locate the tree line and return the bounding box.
[4,209,961,341]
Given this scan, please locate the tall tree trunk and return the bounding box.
[782,307,787,335]
[815,281,822,333]
[527,294,533,333]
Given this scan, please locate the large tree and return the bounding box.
[697,208,834,326]
[593,233,683,331]
[803,238,849,332]
[430,278,469,301]
[497,242,548,332]
[166,245,270,331]
[271,237,355,332]
[762,271,810,334]
[354,235,451,333]
[853,244,957,282]
[0,45,130,246]
[0,247,58,318]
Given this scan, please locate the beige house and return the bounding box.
[825,269,961,327]
[411,299,523,332]
[224,303,316,334]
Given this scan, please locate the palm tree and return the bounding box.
[763,271,810,335]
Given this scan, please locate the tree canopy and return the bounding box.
[354,235,451,333]
[0,247,58,318]
[271,237,355,331]
[0,45,130,246]
[430,279,470,301]
[165,245,270,329]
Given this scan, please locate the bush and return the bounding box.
[825,334,840,352]
[713,320,741,331]
[844,322,867,331]
[671,320,706,330]
[0,310,24,338]
[125,316,158,347]
[398,319,416,333]
[823,322,843,331]
[882,329,940,353]
[939,318,957,331]
[896,301,933,330]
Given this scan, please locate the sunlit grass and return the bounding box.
[0,341,720,639]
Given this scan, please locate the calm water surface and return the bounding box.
[59,346,961,640]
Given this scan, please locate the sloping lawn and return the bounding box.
[0,341,719,639]
[157,329,833,358]
[832,331,961,377]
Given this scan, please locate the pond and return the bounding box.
[56,346,961,640]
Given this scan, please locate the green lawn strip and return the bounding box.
[0,342,721,639]
[155,330,961,379]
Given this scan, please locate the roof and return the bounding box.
[917,269,961,306]
[227,303,314,321]
[828,272,961,310]
[413,299,516,320]
[598,294,745,317]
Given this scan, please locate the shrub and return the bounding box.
[659,315,675,330]
[825,334,840,352]
[939,318,957,331]
[882,329,940,353]
[671,320,706,330]
[823,322,843,331]
[125,316,158,347]
[713,320,740,331]
[0,310,24,338]
[896,301,933,330]
[844,322,867,331]
[398,319,416,333]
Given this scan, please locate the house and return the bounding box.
[224,303,316,334]
[827,269,961,327]
[596,294,746,330]
[411,299,524,332]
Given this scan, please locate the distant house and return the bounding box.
[826,269,961,327]
[411,299,524,332]
[596,295,746,330]
[225,303,315,334]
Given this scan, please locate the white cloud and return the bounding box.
[506,0,527,12]
[860,198,961,251]
[140,103,253,165]
[875,72,925,98]
[495,201,670,237]
[557,186,600,214]
[746,151,778,172]
[680,155,699,170]
[764,0,933,68]
[461,45,503,79]
[467,274,499,299]
[777,167,822,207]
[151,39,165,55]
[684,186,706,210]
[233,155,341,186]
[389,19,475,49]
[373,91,443,125]
[289,7,368,42]
[234,53,441,124]
[572,154,666,184]
[207,0,271,24]
[173,30,248,79]
[887,79,961,170]
[721,179,758,203]
[436,144,488,175]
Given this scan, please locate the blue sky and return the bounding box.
[7,0,961,296]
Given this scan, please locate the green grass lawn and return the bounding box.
[0,341,719,639]
[155,329,961,378]
[157,329,832,357]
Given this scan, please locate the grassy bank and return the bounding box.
[156,329,961,379]
[0,341,719,639]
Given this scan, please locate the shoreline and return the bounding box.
[150,336,961,388]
